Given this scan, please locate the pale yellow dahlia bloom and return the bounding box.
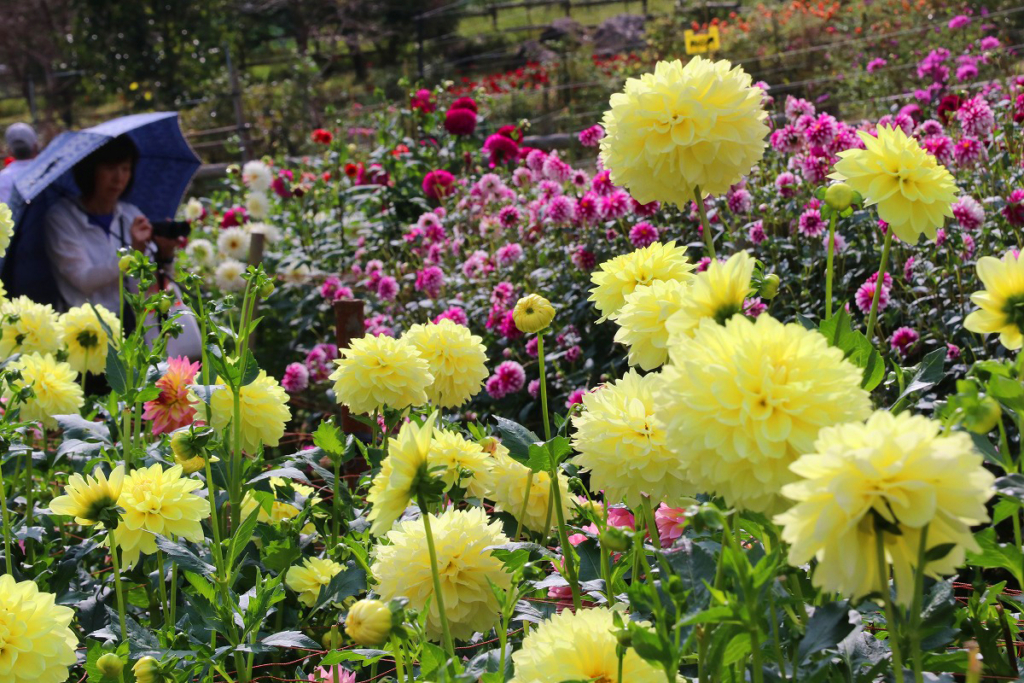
[366,413,436,536]
[512,294,556,334]
[775,411,994,605]
[428,428,493,498]
[657,315,871,512]
[6,353,84,428]
[60,303,120,375]
[666,250,756,343]
[599,56,769,206]
[613,279,687,370]
[0,296,63,357]
[510,606,664,683]
[830,125,956,243]
[49,465,124,525]
[114,463,208,569]
[403,319,488,408]
[373,506,511,641]
[330,334,433,415]
[572,369,692,507]
[0,575,78,683]
[196,370,292,454]
[485,443,571,534]
[286,556,345,607]
[589,241,693,322]
[0,202,13,259]
[964,251,1024,350]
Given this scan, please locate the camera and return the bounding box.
[151,220,192,240]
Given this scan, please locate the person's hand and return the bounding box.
[130,216,153,252]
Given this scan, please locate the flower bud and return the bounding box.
[345,599,393,647]
[259,281,276,299]
[600,526,632,553]
[759,273,780,299]
[824,183,855,212]
[321,628,345,650]
[132,656,162,683]
[157,297,172,315]
[512,294,556,334]
[119,255,133,273]
[965,396,1002,434]
[97,653,124,678]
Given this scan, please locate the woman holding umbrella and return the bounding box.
[43,135,178,321]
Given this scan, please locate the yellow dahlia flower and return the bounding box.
[599,57,769,206]
[286,556,345,607]
[964,251,1024,350]
[114,463,208,569]
[486,443,571,534]
[0,575,78,683]
[666,250,756,343]
[6,353,84,428]
[657,315,871,512]
[510,606,664,683]
[0,202,13,259]
[403,319,488,408]
[589,241,693,322]
[199,370,292,453]
[49,464,124,525]
[0,295,63,357]
[345,599,393,647]
[428,428,493,498]
[512,294,556,334]
[366,413,436,536]
[60,304,120,375]
[572,370,692,506]
[830,125,956,243]
[613,278,687,370]
[330,334,433,415]
[775,411,994,605]
[373,506,511,641]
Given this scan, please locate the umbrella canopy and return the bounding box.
[13,111,200,221]
[2,112,200,305]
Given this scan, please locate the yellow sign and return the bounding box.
[684,25,721,55]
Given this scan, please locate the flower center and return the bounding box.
[77,329,99,349]
[1003,294,1024,332]
[713,303,743,326]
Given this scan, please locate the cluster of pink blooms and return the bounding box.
[485,360,526,399]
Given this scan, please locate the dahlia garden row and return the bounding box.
[3,27,1024,683]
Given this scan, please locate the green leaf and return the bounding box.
[105,344,129,395]
[526,443,552,473]
[547,436,572,466]
[313,420,347,459]
[994,474,1024,504]
[629,622,672,668]
[892,348,946,407]
[798,601,855,663]
[261,630,321,649]
[493,416,541,464]
[228,507,262,568]
[153,535,215,576]
[965,527,1024,586]
[923,543,957,563]
[311,564,367,614]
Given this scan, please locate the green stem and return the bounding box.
[908,525,929,683]
[417,492,457,664]
[156,548,169,630]
[108,528,129,643]
[169,561,178,630]
[825,211,837,320]
[641,495,661,550]
[875,529,905,683]
[332,452,342,548]
[0,461,12,574]
[392,636,406,683]
[750,626,765,683]
[537,334,552,442]
[694,185,715,258]
[549,470,581,610]
[865,230,894,340]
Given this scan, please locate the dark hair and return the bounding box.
[11,142,33,161]
[73,135,139,198]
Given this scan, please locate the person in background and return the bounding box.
[0,122,39,204]
[43,135,176,324]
